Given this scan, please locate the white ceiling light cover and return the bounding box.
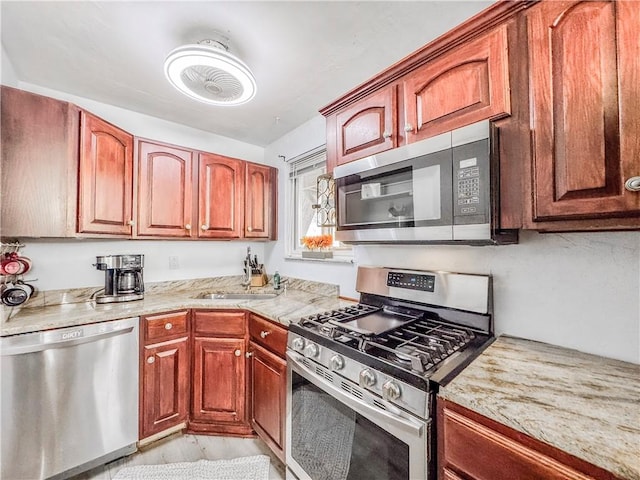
[164,40,256,106]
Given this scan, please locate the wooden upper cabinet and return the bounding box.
[403,25,510,143]
[198,153,245,238]
[1,86,79,238]
[528,0,640,225]
[334,86,397,166]
[136,140,196,237]
[245,162,275,239]
[78,111,134,235]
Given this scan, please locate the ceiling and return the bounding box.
[1,1,494,147]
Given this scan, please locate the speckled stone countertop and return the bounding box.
[1,276,356,336]
[439,336,640,480]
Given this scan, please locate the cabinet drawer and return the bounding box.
[249,314,287,357]
[143,310,189,342]
[442,406,592,480]
[193,310,246,337]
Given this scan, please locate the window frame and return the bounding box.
[284,146,352,262]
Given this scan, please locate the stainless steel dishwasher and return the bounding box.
[1,317,139,480]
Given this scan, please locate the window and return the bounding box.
[286,147,350,259]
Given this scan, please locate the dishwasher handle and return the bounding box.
[2,326,135,356]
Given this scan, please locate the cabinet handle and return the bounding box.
[624,176,640,192]
[128,220,135,226]
[234,349,242,357]
[164,322,172,330]
[147,356,155,364]
[245,351,253,358]
[247,226,253,232]
[201,224,208,231]
[382,131,392,139]
[185,224,191,230]
[260,330,271,338]
[404,124,413,133]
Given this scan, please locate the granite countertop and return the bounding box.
[439,336,640,480]
[0,276,356,337]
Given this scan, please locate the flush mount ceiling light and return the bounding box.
[164,37,256,106]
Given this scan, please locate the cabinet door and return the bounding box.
[403,26,510,142]
[136,140,196,237]
[1,87,80,238]
[192,337,247,424]
[249,342,286,462]
[528,1,640,222]
[245,163,275,239]
[78,111,134,235]
[140,337,190,439]
[198,153,244,238]
[334,86,397,166]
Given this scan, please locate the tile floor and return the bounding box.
[72,434,286,480]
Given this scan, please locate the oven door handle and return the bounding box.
[287,351,424,436]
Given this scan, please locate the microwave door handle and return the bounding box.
[287,351,424,436]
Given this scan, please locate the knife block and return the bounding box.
[251,273,268,287]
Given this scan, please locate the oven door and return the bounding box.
[286,351,430,480]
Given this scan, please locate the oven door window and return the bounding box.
[290,371,409,480]
[337,149,453,231]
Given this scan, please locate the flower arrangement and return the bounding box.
[300,234,334,259]
[301,234,333,250]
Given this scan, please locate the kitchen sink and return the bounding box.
[195,292,280,300]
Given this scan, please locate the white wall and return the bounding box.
[23,239,265,291]
[1,43,19,87]
[265,115,640,365]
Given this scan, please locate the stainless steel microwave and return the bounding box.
[333,120,517,244]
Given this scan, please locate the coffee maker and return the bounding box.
[93,254,144,304]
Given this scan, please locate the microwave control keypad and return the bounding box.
[457,162,480,214]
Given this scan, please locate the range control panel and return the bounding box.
[387,271,435,292]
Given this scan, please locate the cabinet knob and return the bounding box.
[234,349,242,357]
[128,220,135,226]
[382,131,392,139]
[201,224,208,231]
[185,224,191,230]
[624,176,640,192]
[260,330,271,338]
[164,322,172,330]
[245,351,253,358]
[147,356,155,364]
[404,124,414,133]
[247,226,253,232]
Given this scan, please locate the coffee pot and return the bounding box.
[93,254,144,304]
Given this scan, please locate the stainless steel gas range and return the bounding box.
[285,266,494,480]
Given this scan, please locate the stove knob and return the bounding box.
[303,343,319,358]
[291,337,305,352]
[359,369,376,388]
[382,380,402,401]
[330,355,344,371]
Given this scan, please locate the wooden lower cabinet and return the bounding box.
[189,310,252,436]
[139,309,287,449]
[139,310,191,440]
[247,314,288,461]
[249,342,286,461]
[438,399,618,480]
